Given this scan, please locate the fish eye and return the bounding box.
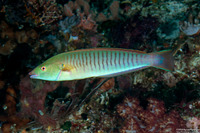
[41,66,46,71]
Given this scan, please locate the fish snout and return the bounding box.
[29,71,38,78]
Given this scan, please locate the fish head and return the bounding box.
[29,60,63,81]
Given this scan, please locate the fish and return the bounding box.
[29,48,174,81]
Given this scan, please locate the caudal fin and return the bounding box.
[151,50,174,71]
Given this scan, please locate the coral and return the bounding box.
[130,69,161,89]
[59,15,80,34]
[0,116,30,133]
[157,20,180,41]
[63,0,90,17]
[63,0,120,22]
[1,0,200,132]
[46,35,63,52]
[162,72,178,88]
[89,34,103,47]
[0,80,5,90]
[25,0,63,26]
[76,92,118,133]
[117,97,186,132]
[107,15,159,49]
[0,86,30,133]
[95,1,120,22]
[179,13,200,36]
[77,14,97,32]
[18,76,59,128]
[180,21,200,36]
[4,0,28,25]
[58,15,80,46]
[0,40,17,55]
[186,117,200,129]
[178,99,200,124]
[4,86,17,115]
[0,21,38,44]
[141,1,188,22]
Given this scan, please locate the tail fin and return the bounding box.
[150,50,174,71]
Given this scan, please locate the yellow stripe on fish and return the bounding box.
[29,48,174,81]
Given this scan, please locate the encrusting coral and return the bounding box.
[117,97,186,133]
[18,76,59,128]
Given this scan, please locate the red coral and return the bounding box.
[18,76,59,127]
[77,14,97,32]
[117,97,186,133]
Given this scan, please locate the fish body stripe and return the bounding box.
[105,51,108,71]
[97,51,99,70]
[102,51,105,70]
[64,50,152,78]
[78,53,80,68]
[119,52,121,68]
[93,52,96,70]
[80,52,83,69]
[110,52,113,67]
[131,53,134,66]
[123,52,126,67]
[127,52,129,67]
[107,51,110,71]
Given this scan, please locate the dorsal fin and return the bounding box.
[65,48,146,54]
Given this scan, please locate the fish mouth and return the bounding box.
[29,71,38,78]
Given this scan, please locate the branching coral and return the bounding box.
[25,0,63,26]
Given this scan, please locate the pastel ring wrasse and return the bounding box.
[29,48,174,81]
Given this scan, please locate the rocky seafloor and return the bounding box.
[0,0,200,132]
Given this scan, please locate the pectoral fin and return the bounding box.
[61,64,74,72]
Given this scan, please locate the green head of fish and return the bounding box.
[29,56,64,81]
